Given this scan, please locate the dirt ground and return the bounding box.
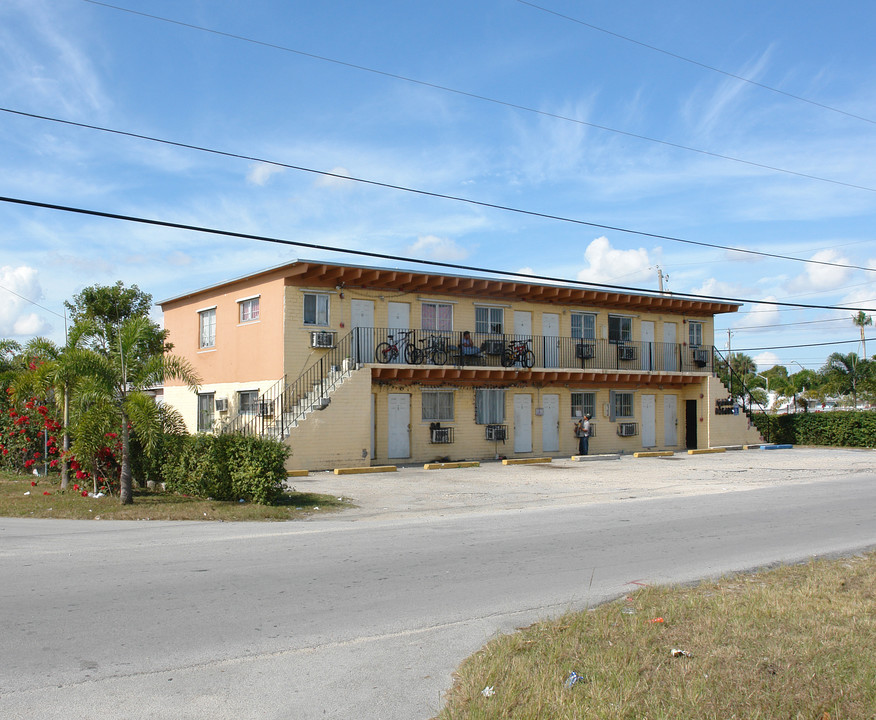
[287,447,876,521]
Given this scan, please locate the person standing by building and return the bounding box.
[574,414,591,455]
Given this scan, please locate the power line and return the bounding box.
[734,338,868,352]
[722,317,850,331]
[516,0,876,126]
[4,107,876,276]
[79,0,876,194]
[0,283,65,319]
[2,193,876,315]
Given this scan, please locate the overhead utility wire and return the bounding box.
[516,0,876,126]
[2,193,875,315]
[735,338,867,352]
[81,0,875,194]
[4,107,875,276]
[0,283,65,319]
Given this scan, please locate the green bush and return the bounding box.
[751,411,876,448]
[162,434,290,504]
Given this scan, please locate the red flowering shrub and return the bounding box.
[0,385,63,476]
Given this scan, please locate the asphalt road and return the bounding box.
[1,449,874,719]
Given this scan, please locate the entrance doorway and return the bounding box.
[685,399,698,450]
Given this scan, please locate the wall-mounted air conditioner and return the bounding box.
[214,397,228,412]
[310,331,335,348]
[575,343,596,359]
[485,424,506,441]
[617,422,638,437]
[693,348,709,367]
[618,345,637,361]
[430,427,453,444]
[482,340,504,355]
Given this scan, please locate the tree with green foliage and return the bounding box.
[820,352,869,409]
[60,315,200,504]
[65,281,168,356]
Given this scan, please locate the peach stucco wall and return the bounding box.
[161,272,287,387]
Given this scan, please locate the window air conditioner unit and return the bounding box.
[430,427,452,444]
[485,424,506,441]
[310,331,335,348]
[214,397,228,412]
[618,345,637,361]
[482,340,504,355]
[575,343,596,359]
[693,348,709,367]
[617,422,638,437]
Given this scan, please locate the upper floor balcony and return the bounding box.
[342,328,714,375]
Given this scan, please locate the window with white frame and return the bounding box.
[688,321,703,347]
[611,391,634,419]
[475,306,504,334]
[475,388,505,424]
[303,293,329,326]
[239,297,260,323]
[608,315,632,343]
[238,390,259,414]
[422,391,454,422]
[421,302,453,331]
[197,392,215,432]
[571,391,596,419]
[199,308,216,349]
[571,313,596,339]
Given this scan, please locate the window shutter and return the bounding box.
[609,391,617,422]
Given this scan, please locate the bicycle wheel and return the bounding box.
[501,348,516,367]
[404,344,421,364]
[430,348,448,365]
[375,342,394,363]
[523,349,536,369]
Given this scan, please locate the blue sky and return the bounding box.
[1,0,875,371]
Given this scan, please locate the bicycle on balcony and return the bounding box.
[501,338,535,368]
[405,335,449,365]
[375,330,415,363]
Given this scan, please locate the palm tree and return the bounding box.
[852,311,872,358]
[821,352,864,409]
[61,316,200,504]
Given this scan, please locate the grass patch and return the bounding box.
[436,553,876,720]
[0,470,352,521]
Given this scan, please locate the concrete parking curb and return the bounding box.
[688,448,727,455]
[633,451,674,458]
[334,465,398,475]
[502,457,551,466]
[287,470,310,478]
[571,454,620,462]
[424,461,481,470]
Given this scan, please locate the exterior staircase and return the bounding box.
[220,330,359,440]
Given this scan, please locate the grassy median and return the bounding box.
[0,470,351,521]
[436,553,875,719]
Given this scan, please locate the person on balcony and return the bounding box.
[461,331,482,357]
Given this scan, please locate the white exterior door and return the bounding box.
[513,394,533,453]
[514,311,532,337]
[387,393,410,458]
[664,394,678,446]
[662,322,677,371]
[542,313,559,368]
[352,299,375,364]
[641,320,655,371]
[541,394,559,452]
[387,302,409,364]
[642,394,656,447]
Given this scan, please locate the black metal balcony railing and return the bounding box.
[221,328,714,438]
[359,328,714,373]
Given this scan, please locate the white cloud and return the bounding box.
[785,249,853,294]
[575,236,651,284]
[407,235,469,262]
[754,352,780,371]
[246,162,285,187]
[0,265,50,337]
[314,167,353,188]
[732,297,782,329]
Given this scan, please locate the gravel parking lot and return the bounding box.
[289,447,876,521]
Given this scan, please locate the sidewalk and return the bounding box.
[287,447,875,521]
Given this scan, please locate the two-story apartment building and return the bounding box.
[159,259,762,471]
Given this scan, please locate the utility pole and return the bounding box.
[655,266,669,294]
